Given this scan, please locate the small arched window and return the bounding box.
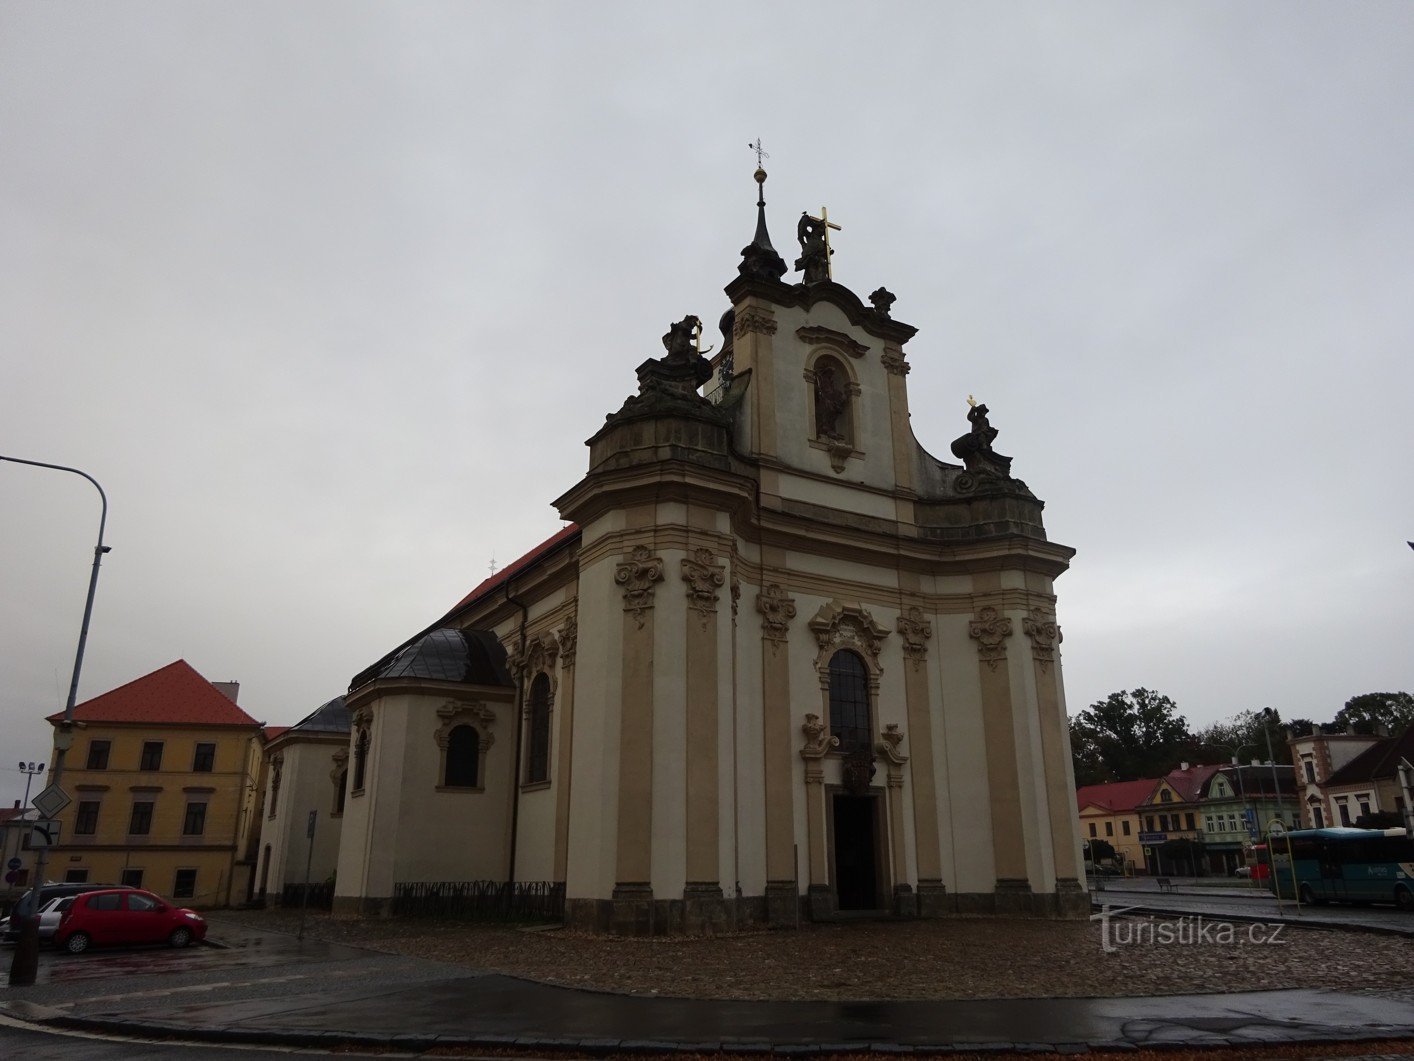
[827,649,870,751]
[526,674,551,784]
[444,724,479,788]
[811,354,853,444]
[352,728,370,791]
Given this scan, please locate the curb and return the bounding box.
[23,1011,1414,1056]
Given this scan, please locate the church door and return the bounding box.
[831,794,881,910]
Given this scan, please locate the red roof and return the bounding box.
[1076,778,1159,813]
[48,660,260,728]
[447,523,581,614]
[1160,763,1223,803]
[263,726,291,743]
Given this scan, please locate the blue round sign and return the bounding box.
[5,857,21,871]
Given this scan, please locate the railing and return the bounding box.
[281,881,334,910]
[391,880,564,922]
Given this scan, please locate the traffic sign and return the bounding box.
[32,783,69,818]
[30,819,61,847]
[6,856,20,871]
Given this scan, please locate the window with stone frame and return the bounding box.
[86,740,111,770]
[526,674,551,785]
[827,649,871,751]
[1122,820,1131,836]
[182,801,207,836]
[173,868,197,899]
[1105,821,1113,837]
[192,742,216,772]
[74,800,100,835]
[352,727,370,791]
[444,725,479,788]
[128,800,154,835]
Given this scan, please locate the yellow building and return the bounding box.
[1075,778,1156,871]
[41,660,264,907]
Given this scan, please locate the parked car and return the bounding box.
[3,883,130,942]
[54,888,206,953]
[1233,865,1252,878]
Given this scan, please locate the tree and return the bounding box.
[1332,692,1414,736]
[1085,838,1117,863]
[1194,708,1293,766]
[1070,688,1194,786]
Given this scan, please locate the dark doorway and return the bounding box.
[832,794,879,910]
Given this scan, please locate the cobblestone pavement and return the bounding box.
[1093,887,1414,936]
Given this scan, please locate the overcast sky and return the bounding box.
[3,2,1412,806]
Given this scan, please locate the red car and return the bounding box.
[55,888,207,953]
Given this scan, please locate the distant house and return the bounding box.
[1075,778,1156,871]
[40,660,265,907]
[1198,764,1298,875]
[1288,728,1385,828]
[1320,725,1414,828]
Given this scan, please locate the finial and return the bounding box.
[738,139,786,281]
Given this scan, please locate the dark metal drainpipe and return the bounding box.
[505,579,529,887]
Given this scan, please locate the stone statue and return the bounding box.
[661,315,701,364]
[813,362,848,440]
[794,213,830,284]
[950,399,1013,477]
[868,287,897,317]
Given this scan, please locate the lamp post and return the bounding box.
[1,455,109,987]
[9,762,44,865]
[1258,708,1287,826]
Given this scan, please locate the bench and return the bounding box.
[1156,877,1174,893]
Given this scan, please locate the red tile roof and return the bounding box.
[263,726,291,743]
[1160,763,1223,803]
[447,523,581,614]
[1076,778,1159,813]
[47,660,261,728]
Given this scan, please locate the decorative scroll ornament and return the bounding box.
[680,547,726,624]
[877,723,908,766]
[434,700,497,751]
[615,545,664,628]
[756,583,797,644]
[734,308,779,337]
[800,713,840,759]
[1022,607,1062,671]
[524,632,559,679]
[968,605,1014,671]
[880,349,910,376]
[809,600,889,667]
[558,615,577,667]
[897,606,933,668]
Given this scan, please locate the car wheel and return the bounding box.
[1298,883,1325,906]
[1396,885,1413,911]
[169,926,192,948]
[64,932,91,954]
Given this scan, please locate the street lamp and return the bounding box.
[1259,708,1288,827]
[1,455,109,987]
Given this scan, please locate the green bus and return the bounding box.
[1266,827,1414,909]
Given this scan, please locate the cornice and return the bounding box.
[724,276,918,345]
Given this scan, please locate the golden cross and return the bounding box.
[806,206,842,279]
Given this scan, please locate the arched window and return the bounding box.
[352,728,370,791]
[444,724,479,788]
[526,674,551,784]
[827,649,871,751]
[811,355,853,444]
[334,769,347,815]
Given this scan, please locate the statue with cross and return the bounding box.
[794,207,840,284]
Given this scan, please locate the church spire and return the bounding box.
[738,142,787,281]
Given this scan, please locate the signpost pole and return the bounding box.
[297,810,316,942]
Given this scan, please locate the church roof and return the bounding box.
[449,523,581,613]
[288,696,351,735]
[353,628,512,690]
[47,660,261,728]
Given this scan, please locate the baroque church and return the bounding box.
[273,167,1086,932]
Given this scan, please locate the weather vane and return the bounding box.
[748,138,769,167]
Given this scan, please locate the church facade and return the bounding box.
[326,171,1086,932]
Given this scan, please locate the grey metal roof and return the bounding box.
[374,628,512,687]
[289,696,351,735]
